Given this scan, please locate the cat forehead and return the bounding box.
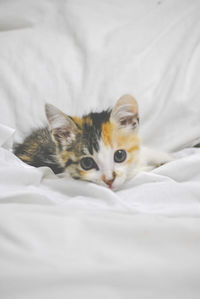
[71,111,139,157]
[72,110,111,155]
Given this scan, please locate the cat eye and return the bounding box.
[80,157,98,171]
[114,150,127,163]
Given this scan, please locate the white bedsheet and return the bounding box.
[0,0,200,298]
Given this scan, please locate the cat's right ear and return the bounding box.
[110,94,139,131]
[45,104,77,149]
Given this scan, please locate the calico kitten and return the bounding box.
[14,95,172,190]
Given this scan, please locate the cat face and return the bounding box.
[45,95,140,190]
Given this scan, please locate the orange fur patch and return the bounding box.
[72,116,83,128]
[102,122,114,146]
[84,116,93,126]
[72,116,93,128]
[18,154,31,162]
[114,131,140,152]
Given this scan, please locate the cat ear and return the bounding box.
[110,94,139,131]
[45,103,77,148]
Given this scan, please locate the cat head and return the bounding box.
[45,95,140,190]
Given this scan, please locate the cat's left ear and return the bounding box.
[110,94,139,131]
[45,103,77,149]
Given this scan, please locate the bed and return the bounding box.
[0,0,200,298]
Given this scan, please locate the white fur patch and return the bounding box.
[83,140,133,190]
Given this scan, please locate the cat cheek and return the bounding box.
[115,168,124,177]
[114,166,130,186]
[112,176,126,190]
[81,169,100,182]
[115,165,128,179]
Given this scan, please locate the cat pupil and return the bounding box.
[114,150,127,163]
[80,157,97,170]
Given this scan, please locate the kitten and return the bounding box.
[14,95,172,190]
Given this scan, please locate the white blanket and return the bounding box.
[0,0,200,298]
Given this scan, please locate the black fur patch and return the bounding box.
[65,159,78,168]
[81,110,111,155]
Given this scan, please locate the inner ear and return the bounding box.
[110,94,139,130]
[45,103,77,149]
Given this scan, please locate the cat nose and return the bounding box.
[102,172,116,186]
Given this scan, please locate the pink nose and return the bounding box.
[102,172,116,186]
